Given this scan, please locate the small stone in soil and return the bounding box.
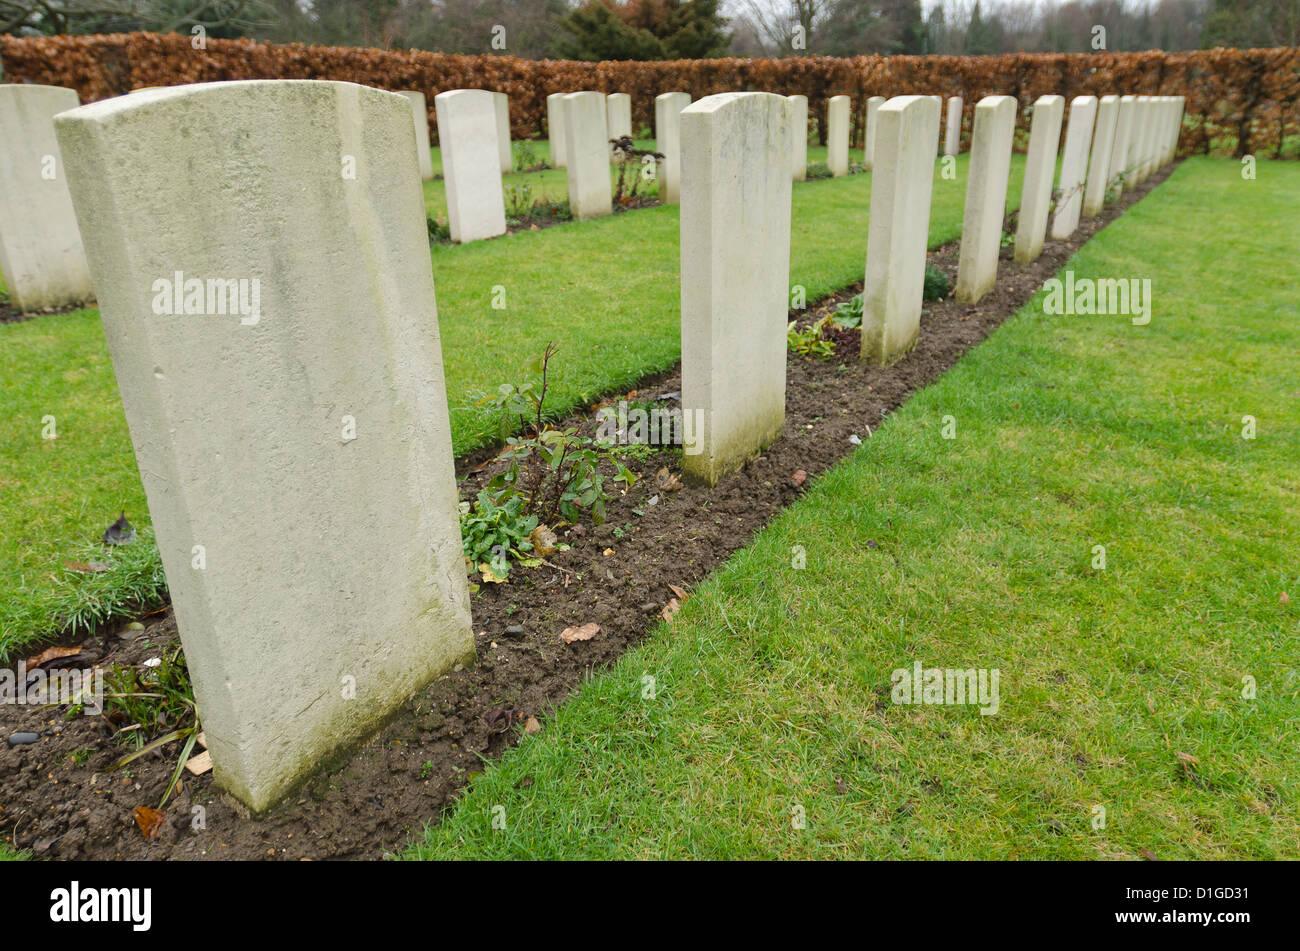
[504,625,525,637]
[8,732,39,746]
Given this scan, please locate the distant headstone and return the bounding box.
[606,92,632,141]
[493,91,511,173]
[547,92,567,168]
[680,92,792,486]
[788,94,808,181]
[434,89,507,242]
[53,80,475,812]
[944,96,963,157]
[863,95,885,169]
[955,95,1016,304]
[398,90,434,181]
[827,95,850,177]
[1108,95,1138,194]
[655,92,691,204]
[862,96,941,365]
[1013,95,1064,265]
[0,84,95,311]
[563,91,612,221]
[1050,95,1097,240]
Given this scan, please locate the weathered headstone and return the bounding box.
[398,90,434,181]
[547,92,567,168]
[655,91,691,204]
[1050,95,1097,240]
[0,84,94,312]
[53,80,475,812]
[1013,94,1064,265]
[788,94,808,181]
[827,95,850,177]
[862,96,940,365]
[1166,96,1185,164]
[563,91,612,221]
[435,89,507,242]
[1127,95,1152,184]
[944,96,963,157]
[680,92,792,486]
[1108,95,1137,195]
[606,92,632,140]
[1082,94,1120,216]
[955,96,1016,304]
[493,91,512,173]
[863,95,885,169]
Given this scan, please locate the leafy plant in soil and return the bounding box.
[831,293,864,329]
[611,136,664,205]
[787,315,836,359]
[923,264,950,301]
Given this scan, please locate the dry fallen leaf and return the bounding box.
[63,561,111,573]
[1176,751,1199,766]
[133,805,165,839]
[559,623,601,643]
[668,583,689,601]
[479,562,506,584]
[603,547,615,557]
[1281,591,1291,605]
[530,524,559,556]
[661,598,681,623]
[524,716,541,735]
[24,646,84,669]
[791,469,807,487]
[185,750,213,776]
[655,467,682,491]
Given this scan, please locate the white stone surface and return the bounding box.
[654,91,691,204]
[53,80,474,812]
[1082,94,1120,216]
[944,96,963,157]
[1127,95,1152,184]
[827,94,850,177]
[435,89,507,243]
[1108,95,1137,194]
[398,90,434,181]
[1013,95,1064,265]
[680,92,792,486]
[863,95,885,169]
[862,95,940,365]
[0,84,94,311]
[955,95,1016,304]
[1050,95,1097,240]
[547,92,567,168]
[606,92,632,140]
[563,91,612,221]
[1166,96,1185,164]
[493,91,511,173]
[789,94,808,181]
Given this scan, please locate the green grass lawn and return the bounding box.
[0,152,1021,660]
[410,157,1300,860]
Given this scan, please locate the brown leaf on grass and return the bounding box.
[661,598,681,623]
[559,623,601,643]
[530,524,558,556]
[64,561,111,573]
[655,467,682,491]
[668,583,689,601]
[524,716,541,735]
[1281,591,1291,605]
[791,469,807,487]
[24,646,84,668]
[1140,849,1159,861]
[1176,751,1199,770]
[133,805,165,839]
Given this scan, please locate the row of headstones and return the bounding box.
[3,80,1181,810]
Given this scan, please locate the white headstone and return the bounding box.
[1108,95,1137,194]
[655,91,691,204]
[788,94,808,181]
[1126,95,1151,184]
[862,96,941,365]
[863,95,885,169]
[0,84,95,312]
[955,96,1016,304]
[1013,95,1064,265]
[1166,96,1185,164]
[1050,95,1097,240]
[827,95,850,177]
[53,80,475,812]
[398,90,434,181]
[944,96,963,157]
[563,91,612,221]
[606,92,632,140]
[493,91,512,173]
[680,92,792,486]
[547,92,567,169]
[1082,95,1120,216]
[435,89,507,243]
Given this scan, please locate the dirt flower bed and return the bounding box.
[0,163,1179,861]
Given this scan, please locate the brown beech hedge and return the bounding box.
[1,32,1296,157]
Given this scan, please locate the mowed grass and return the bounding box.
[0,150,1020,659]
[411,158,1300,860]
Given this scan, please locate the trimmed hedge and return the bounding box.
[1,32,1296,157]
